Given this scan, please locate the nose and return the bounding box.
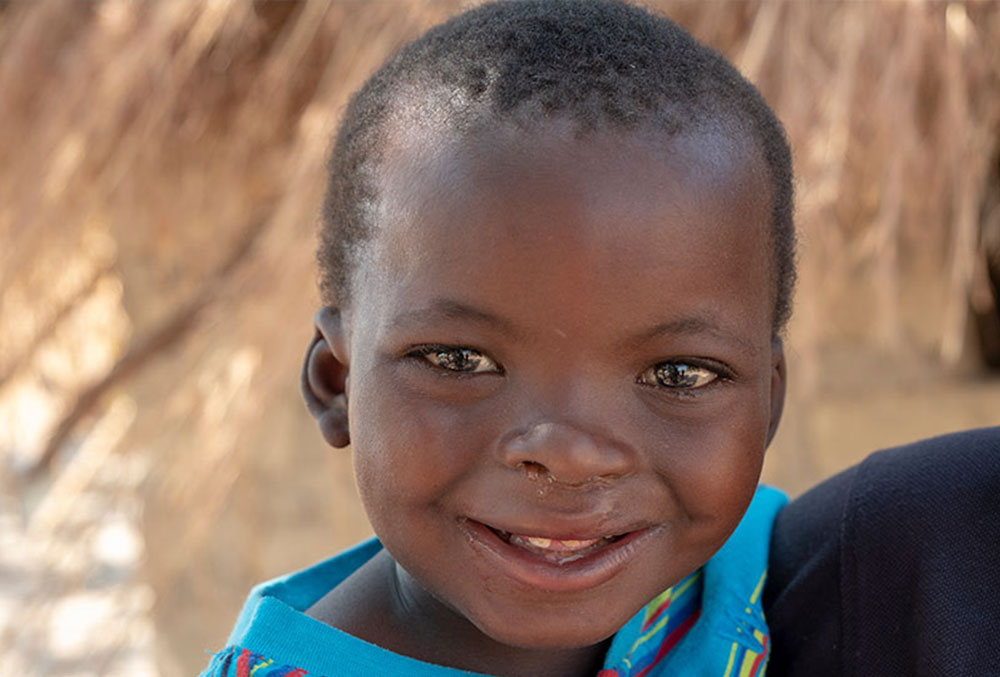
[497,421,636,485]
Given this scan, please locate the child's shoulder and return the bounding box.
[764,426,1000,676]
[199,538,406,677]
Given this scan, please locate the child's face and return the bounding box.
[319,120,783,649]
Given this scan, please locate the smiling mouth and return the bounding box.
[488,527,624,564]
[463,518,651,592]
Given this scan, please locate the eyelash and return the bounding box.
[406,344,732,394]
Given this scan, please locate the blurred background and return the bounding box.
[1,1,998,674]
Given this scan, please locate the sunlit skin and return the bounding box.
[302,118,785,677]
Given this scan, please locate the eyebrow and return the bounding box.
[622,315,761,355]
[389,298,521,337]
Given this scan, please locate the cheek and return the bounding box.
[648,396,768,531]
[349,376,493,507]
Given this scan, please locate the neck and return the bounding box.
[387,557,611,677]
[312,549,610,676]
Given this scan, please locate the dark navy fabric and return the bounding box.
[764,426,1000,676]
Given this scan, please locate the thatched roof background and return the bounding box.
[1,2,998,674]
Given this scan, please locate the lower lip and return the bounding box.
[461,519,654,593]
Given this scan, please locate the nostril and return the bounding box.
[516,460,548,480]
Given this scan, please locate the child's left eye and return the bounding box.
[638,361,721,390]
[409,345,502,374]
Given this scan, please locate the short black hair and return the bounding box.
[320,0,796,332]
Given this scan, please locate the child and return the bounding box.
[202,0,795,674]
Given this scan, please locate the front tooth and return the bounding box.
[525,536,552,548]
[560,539,586,548]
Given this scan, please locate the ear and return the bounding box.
[765,336,786,447]
[302,307,351,448]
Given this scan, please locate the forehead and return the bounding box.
[354,119,773,346]
[375,116,770,249]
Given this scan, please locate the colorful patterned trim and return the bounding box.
[721,571,770,677]
[598,569,703,677]
[204,646,325,677]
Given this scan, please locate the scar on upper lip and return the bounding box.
[551,327,568,339]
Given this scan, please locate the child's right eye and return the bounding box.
[407,345,503,374]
